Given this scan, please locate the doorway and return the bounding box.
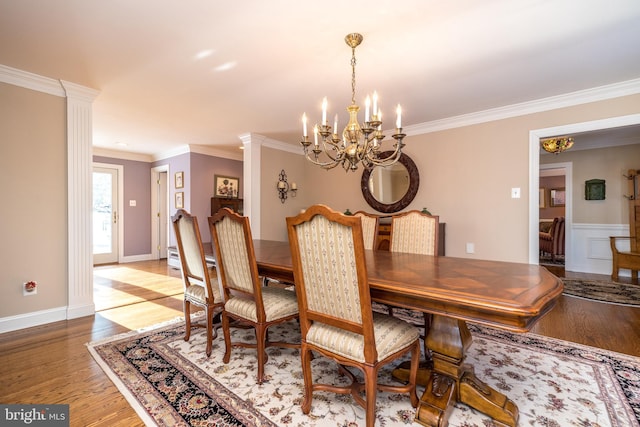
[151,165,169,260]
[93,164,123,264]
[529,113,640,268]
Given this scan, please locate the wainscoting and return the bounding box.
[568,223,630,276]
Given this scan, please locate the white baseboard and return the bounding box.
[0,306,67,334]
[67,303,96,320]
[121,253,153,263]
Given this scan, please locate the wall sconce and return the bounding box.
[277,169,297,203]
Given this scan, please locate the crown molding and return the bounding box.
[0,64,65,96]
[0,64,100,101]
[60,80,99,102]
[93,147,154,162]
[187,144,243,161]
[240,132,302,155]
[151,144,243,162]
[405,78,640,136]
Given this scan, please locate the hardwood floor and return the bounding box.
[0,260,638,426]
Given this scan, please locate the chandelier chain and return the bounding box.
[351,46,357,106]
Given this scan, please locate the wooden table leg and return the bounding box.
[413,315,519,427]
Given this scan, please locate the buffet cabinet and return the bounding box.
[211,197,243,215]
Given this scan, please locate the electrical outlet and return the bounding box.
[466,243,475,254]
[23,284,37,296]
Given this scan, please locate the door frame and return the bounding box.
[92,162,124,264]
[528,113,640,266]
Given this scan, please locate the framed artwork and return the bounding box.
[175,171,184,189]
[585,179,605,200]
[550,188,565,207]
[214,175,239,198]
[538,188,546,208]
[175,192,184,209]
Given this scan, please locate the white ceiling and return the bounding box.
[2,0,640,158]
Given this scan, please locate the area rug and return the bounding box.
[562,278,640,307]
[539,255,565,266]
[88,313,640,427]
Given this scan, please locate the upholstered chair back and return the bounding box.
[211,212,256,295]
[353,211,380,250]
[390,210,439,255]
[551,217,566,256]
[173,209,214,299]
[292,212,367,326]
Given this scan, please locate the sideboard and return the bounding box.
[211,197,243,215]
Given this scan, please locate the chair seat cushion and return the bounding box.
[225,286,299,322]
[306,312,420,363]
[185,282,221,305]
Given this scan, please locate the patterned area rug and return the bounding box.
[539,255,565,266]
[88,313,640,427]
[562,279,640,307]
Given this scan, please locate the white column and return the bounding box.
[239,133,265,238]
[61,80,99,319]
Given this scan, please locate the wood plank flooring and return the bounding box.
[0,260,638,426]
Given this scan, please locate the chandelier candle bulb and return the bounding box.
[396,105,402,129]
[372,91,378,119]
[334,114,338,136]
[302,113,307,137]
[313,125,319,146]
[322,97,328,125]
[365,96,371,122]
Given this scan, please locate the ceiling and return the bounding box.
[2,0,640,158]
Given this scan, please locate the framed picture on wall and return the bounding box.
[538,188,546,208]
[175,171,184,189]
[175,192,184,209]
[550,188,565,207]
[214,175,239,198]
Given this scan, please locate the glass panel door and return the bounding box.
[93,167,118,264]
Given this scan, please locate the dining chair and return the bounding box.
[287,204,420,427]
[389,209,440,374]
[390,210,439,255]
[208,208,300,384]
[353,210,380,250]
[171,209,224,357]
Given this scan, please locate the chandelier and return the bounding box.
[541,136,574,154]
[300,33,405,172]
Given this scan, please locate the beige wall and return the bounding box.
[275,93,640,263]
[260,147,309,241]
[542,144,640,224]
[0,83,68,317]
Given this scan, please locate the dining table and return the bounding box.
[252,239,563,427]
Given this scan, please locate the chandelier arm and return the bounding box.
[304,153,343,170]
[302,143,344,170]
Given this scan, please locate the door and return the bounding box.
[93,166,119,264]
[151,166,169,259]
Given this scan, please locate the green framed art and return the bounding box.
[585,179,605,200]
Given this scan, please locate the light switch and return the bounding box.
[511,188,521,199]
[129,200,137,207]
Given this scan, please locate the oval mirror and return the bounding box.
[361,152,419,213]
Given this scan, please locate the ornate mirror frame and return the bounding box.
[360,152,420,213]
